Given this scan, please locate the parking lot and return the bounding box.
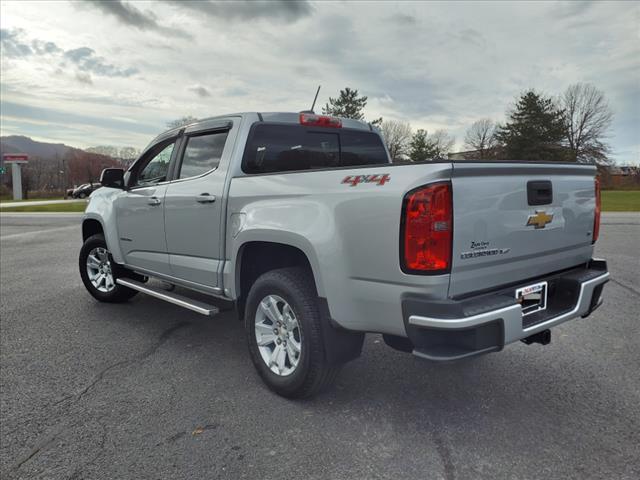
[1,212,638,480]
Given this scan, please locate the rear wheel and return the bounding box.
[79,234,138,303]
[245,267,340,398]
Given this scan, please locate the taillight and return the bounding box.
[299,113,342,128]
[593,177,601,243]
[401,182,452,273]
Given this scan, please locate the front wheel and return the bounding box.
[79,233,138,303]
[245,267,341,398]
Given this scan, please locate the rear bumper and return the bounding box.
[402,259,609,361]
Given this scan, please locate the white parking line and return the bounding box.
[0,199,86,208]
[0,225,78,240]
[0,212,84,217]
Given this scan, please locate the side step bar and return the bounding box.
[116,278,219,316]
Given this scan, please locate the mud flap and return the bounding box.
[317,297,365,365]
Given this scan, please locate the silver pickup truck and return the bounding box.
[80,112,609,398]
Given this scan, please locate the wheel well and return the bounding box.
[236,241,316,317]
[82,219,104,241]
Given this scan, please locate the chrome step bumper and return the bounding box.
[402,260,610,361]
[409,272,609,343]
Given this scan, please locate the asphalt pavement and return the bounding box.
[1,212,639,480]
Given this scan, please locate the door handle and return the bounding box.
[196,193,216,203]
[148,196,161,206]
[527,180,553,206]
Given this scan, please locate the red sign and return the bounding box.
[2,154,29,163]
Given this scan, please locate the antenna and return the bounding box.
[310,85,321,113]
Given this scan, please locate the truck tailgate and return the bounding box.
[449,162,597,297]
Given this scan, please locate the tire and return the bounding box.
[245,267,341,399]
[79,233,138,303]
[79,192,87,199]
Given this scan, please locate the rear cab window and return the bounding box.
[242,124,389,174]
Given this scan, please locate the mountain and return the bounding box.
[0,135,121,190]
[0,135,74,160]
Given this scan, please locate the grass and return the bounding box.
[0,196,64,203]
[601,190,640,212]
[0,202,87,213]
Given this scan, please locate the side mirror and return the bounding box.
[100,168,125,189]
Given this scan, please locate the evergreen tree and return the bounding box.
[495,91,567,161]
[408,129,435,162]
[322,87,368,120]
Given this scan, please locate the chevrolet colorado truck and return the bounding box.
[79,112,609,398]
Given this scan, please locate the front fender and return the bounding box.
[83,188,124,263]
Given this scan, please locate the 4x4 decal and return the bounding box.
[342,174,390,187]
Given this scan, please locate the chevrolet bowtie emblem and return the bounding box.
[527,211,553,229]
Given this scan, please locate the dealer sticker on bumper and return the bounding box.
[515,281,548,316]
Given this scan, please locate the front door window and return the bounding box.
[136,142,175,187]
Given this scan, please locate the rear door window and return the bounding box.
[178,130,229,179]
[242,124,388,174]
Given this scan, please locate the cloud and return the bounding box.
[169,0,313,23]
[64,47,93,62]
[550,0,595,19]
[1,30,63,57]
[225,86,248,97]
[1,29,137,78]
[187,85,211,98]
[1,100,160,137]
[389,13,417,25]
[455,28,486,48]
[0,29,33,57]
[31,39,62,55]
[83,0,191,38]
[1,1,638,164]
[64,47,138,77]
[75,72,93,85]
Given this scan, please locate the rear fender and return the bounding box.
[226,229,325,299]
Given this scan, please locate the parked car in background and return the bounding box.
[71,182,101,199]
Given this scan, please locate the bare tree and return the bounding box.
[21,157,61,196]
[428,130,455,159]
[464,118,497,158]
[119,147,140,166]
[561,83,613,164]
[85,145,119,158]
[166,116,199,129]
[85,146,141,167]
[380,120,412,161]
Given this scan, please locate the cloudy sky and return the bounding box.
[1,0,638,164]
